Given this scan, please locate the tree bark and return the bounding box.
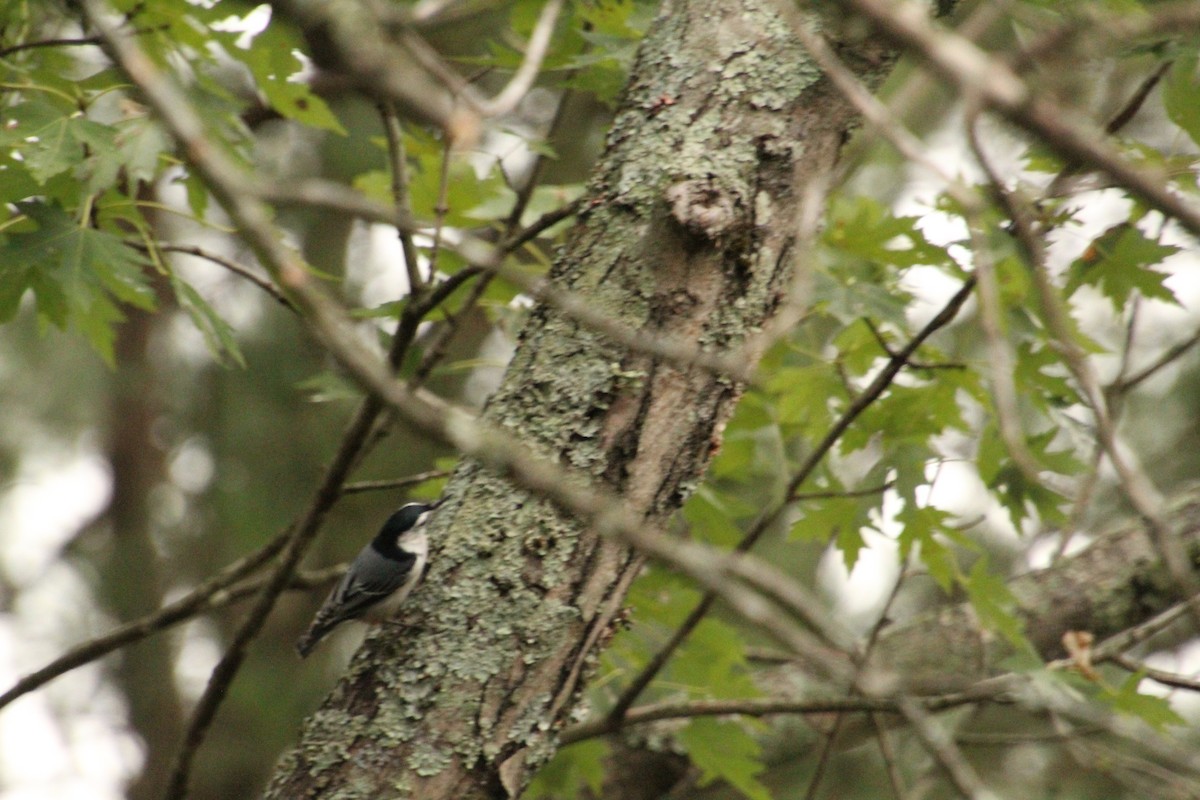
[264,0,890,797]
[874,497,1200,689]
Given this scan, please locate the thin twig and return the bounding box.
[602,279,975,729]
[561,684,1013,746]
[772,1,979,211]
[0,35,105,58]
[1110,327,1200,395]
[1046,60,1173,197]
[803,569,909,800]
[843,0,1200,241]
[149,243,295,309]
[1111,654,1200,693]
[378,102,424,294]
[0,21,164,59]
[1052,443,1102,563]
[964,118,1043,483]
[499,197,583,253]
[269,0,477,141]
[871,710,912,800]
[896,697,996,800]
[793,482,894,501]
[341,470,451,495]
[0,532,293,710]
[473,0,564,117]
[1089,593,1200,660]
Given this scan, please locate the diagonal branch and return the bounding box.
[602,277,976,728]
[842,0,1200,240]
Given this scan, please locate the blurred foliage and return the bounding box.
[2,0,1200,799]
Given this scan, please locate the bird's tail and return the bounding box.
[295,620,332,658]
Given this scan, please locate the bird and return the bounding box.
[296,500,441,658]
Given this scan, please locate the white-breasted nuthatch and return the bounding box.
[296,500,441,657]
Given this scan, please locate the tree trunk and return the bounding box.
[265,1,892,797]
[102,302,186,800]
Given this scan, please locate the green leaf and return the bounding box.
[833,319,885,377]
[114,115,171,184]
[896,504,958,590]
[1105,672,1185,730]
[0,158,41,207]
[3,101,117,185]
[1013,340,1079,410]
[673,618,759,699]
[624,566,709,629]
[708,433,757,480]
[977,427,1072,530]
[677,719,770,800]
[768,364,844,432]
[1165,53,1200,149]
[812,266,911,328]
[841,380,968,454]
[367,125,514,225]
[1021,142,1066,174]
[1064,223,1181,311]
[791,490,878,571]
[825,196,955,269]
[960,557,1033,653]
[684,489,745,547]
[560,0,653,104]
[524,740,610,800]
[170,276,245,367]
[231,20,348,135]
[0,201,155,363]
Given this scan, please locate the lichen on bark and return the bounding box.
[264,1,884,797]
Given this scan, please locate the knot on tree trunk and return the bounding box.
[665,178,741,243]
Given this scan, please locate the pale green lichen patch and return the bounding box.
[407,737,454,777]
[300,708,359,775]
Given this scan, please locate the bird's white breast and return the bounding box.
[359,528,430,624]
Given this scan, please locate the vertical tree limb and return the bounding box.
[264,1,892,797]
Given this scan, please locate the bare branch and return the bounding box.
[0,35,105,58]
[0,532,294,710]
[378,102,425,294]
[604,278,975,726]
[842,0,1200,240]
[1110,326,1200,396]
[1111,654,1200,693]
[151,243,295,310]
[341,470,451,495]
[562,684,1014,745]
[268,0,480,142]
[474,0,565,118]
[964,121,1043,483]
[871,710,913,800]
[1090,595,1200,660]
[896,697,997,800]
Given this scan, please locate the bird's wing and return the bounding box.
[328,546,418,618]
[296,546,420,657]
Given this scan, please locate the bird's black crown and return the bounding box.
[375,501,439,546]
